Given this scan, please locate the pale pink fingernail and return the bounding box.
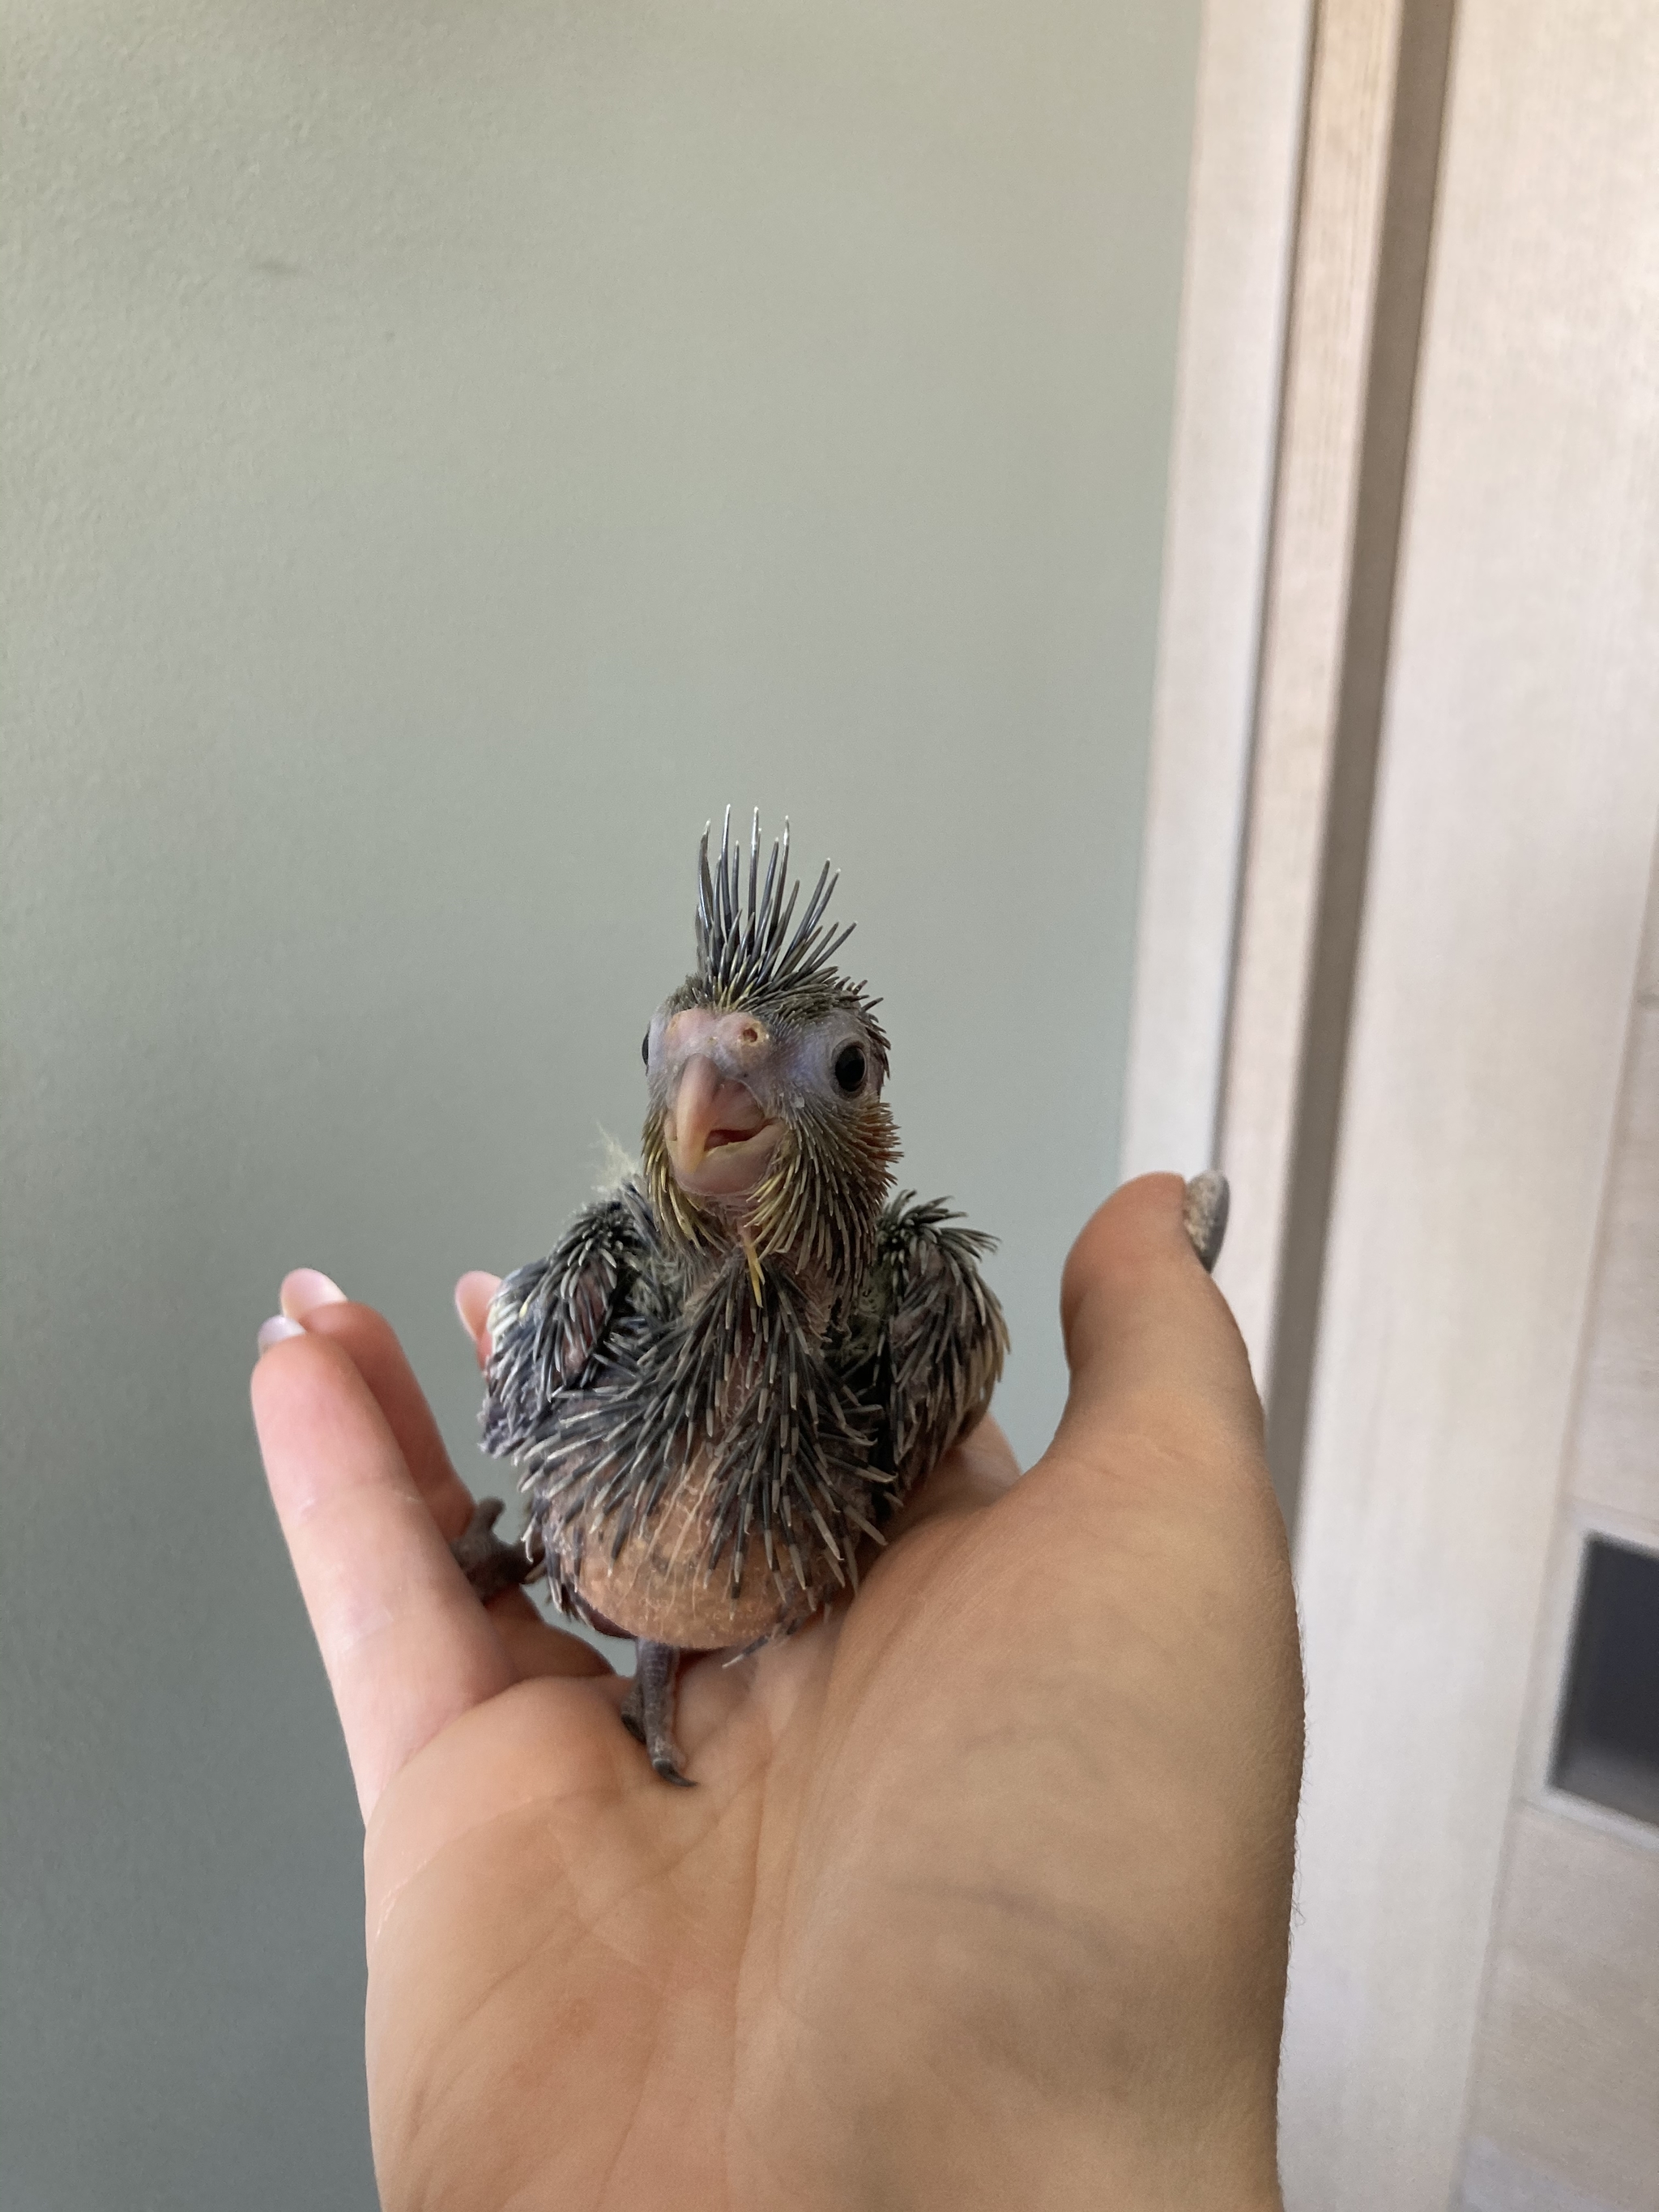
[454,1270,501,1333]
[280,1268,348,1319]
[454,1272,499,1367]
[257,1314,306,1353]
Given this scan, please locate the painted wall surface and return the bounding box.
[0,3,1199,2201]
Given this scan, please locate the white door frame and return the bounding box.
[1124,0,1458,1532]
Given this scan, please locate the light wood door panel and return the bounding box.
[1277,2,1659,2205]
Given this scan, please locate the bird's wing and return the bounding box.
[856,1194,1009,1500]
[481,1191,653,1458]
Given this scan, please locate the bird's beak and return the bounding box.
[663,1016,786,1199]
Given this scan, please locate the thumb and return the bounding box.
[1052,1174,1266,1477]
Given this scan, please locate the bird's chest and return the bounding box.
[562,1449,817,1651]
[551,1279,850,1652]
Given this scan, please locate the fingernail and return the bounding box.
[257,1313,306,1353]
[280,1268,348,1320]
[454,1271,501,1363]
[454,1270,501,1323]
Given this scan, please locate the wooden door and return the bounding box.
[1126,4,1659,2205]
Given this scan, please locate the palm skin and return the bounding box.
[251,1174,1303,2212]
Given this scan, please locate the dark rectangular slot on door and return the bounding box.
[1550,1535,1659,1827]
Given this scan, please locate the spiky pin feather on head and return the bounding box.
[691,810,872,1017]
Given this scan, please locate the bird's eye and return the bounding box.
[834,1042,867,1094]
[641,1032,650,1067]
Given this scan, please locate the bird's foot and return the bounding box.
[620,1640,693,1787]
[451,1498,540,1605]
[1183,1171,1230,1273]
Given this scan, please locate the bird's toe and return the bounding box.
[450,1498,539,1604]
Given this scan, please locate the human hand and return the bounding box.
[250,1174,1302,2211]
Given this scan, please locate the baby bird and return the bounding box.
[467,812,1008,1783]
[462,812,1230,1785]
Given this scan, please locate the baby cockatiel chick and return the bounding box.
[470,812,1008,1783]
[464,813,1231,1785]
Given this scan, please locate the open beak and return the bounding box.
[665,1042,784,1198]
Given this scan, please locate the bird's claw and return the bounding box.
[451,1498,540,1605]
[621,1640,695,1786]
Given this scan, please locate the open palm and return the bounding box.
[251,1175,1302,2212]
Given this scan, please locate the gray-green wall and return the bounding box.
[0,3,1199,2201]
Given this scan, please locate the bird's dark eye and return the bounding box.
[641,1032,650,1066]
[834,1042,867,1094]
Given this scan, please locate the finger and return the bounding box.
[454,1270,500,1366]
[282,1273,477,1544]
[281,1267,348,1320]
[253,1331,518,1819]
[1055,1174,1265,1468]
[489,1605,616,1682]
[286,1280,573,1635]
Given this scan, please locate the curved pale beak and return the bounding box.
[663,1016,786,1198]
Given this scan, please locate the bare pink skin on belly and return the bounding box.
[565,1456,835,1651]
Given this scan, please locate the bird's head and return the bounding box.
[641,812,898,1281]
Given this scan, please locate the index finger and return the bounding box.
[253,1332,518,1819]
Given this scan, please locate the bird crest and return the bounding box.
[692,808,877,1023]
